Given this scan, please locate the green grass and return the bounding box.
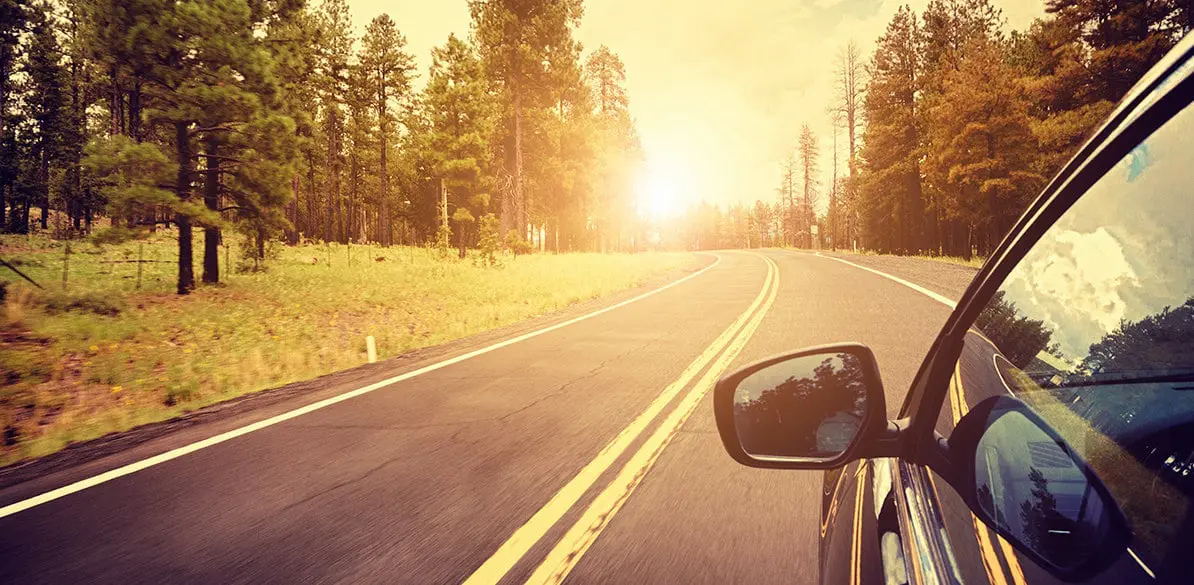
[0,231,693,465]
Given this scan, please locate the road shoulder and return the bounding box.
[0,254,713,497]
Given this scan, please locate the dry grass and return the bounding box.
[841,248,987,269]
[0,231,693,465]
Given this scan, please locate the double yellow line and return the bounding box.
[464,253,780,585]
[942,362,1028,585]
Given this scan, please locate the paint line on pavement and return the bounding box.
[814,253,958,309]
[0,254,725,520]
[523,255,780,585]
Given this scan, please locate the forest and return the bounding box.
[682,0,1194,259]
[0,0,645,294]
[4,0,1193,286]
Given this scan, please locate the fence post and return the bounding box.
[137,242,144,290]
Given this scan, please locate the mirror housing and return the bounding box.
[947,396,1130,581]
[714,343,890,469]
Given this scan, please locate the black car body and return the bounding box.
[715,33,1194,585]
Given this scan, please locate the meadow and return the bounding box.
[0,231,693,465]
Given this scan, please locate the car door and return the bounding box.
[885,38,1194,585]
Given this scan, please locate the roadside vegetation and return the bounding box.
[0,232,691,465]
[0,0,663,466]
[844,249,986,269]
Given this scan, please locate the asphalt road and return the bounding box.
[0,249,987,584]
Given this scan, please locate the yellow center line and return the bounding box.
[950,362,1027,585]
[522,255,781,585]
[850,461,869,585]
[462,253,776,585]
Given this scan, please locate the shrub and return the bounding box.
[42,291,125,317]
[504,229,533,256]
[475,214,502,267]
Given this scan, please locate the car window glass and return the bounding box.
[940,100,1194,576]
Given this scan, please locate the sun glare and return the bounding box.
[636,163,684,221]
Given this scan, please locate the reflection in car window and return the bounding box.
[949,100,1194,574]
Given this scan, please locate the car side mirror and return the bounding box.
[948,396,1130,581]
[713,343,888,469]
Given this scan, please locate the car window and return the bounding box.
[940,99,1194,574]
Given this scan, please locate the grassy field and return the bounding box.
[0,231,693,465]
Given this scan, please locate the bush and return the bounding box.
[434,223,453,258]
[475,214,501,267]
[504,229,533,256]
[42,291,125,317]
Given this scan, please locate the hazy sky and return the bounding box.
[350,0,1046,212]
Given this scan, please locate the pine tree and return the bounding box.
[919,0,1004,255]
[315,0,352,243]
[0,0,26,231]
[857,5,924,254]
[262,4,320,244]
[537,32,592,252]
[344,61,375,243]
[586,46,628,116]
[585,46,640,252]
[797,124,819,248]
[1048,0,1180,105]
[469,0,584,239]
[82,0,295,293]
[925,35,1043,258]
[833,41,866,249]
[422,33,496,251]
[24,1,72,232]
[359,14,416,247]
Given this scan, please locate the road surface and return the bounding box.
[0,249,1049,584]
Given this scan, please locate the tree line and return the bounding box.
[683,0,1192,258]
[0,0,645,293]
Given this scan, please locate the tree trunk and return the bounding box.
[175,122,195,295]
[110,64,120,136]
[327,109,341,243]
[305,152,316,241]
[202,139,220,284]
[129,78,142,142]
[515,107,525,236]
[39,144,49,230]
[378,75,391,246]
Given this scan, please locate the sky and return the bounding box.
[349,0,1047,213]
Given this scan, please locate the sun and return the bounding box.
[635,163,684,221]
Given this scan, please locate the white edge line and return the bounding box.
[813,253,958,309]
[0,253,724,520]
[991,354,1019,398]
[1127,547,1156,579]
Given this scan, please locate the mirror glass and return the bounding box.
[974,408,1118,571]
[733,351,868,459]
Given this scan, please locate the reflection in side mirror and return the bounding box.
[951,396,1130,581]
[714,343,887,469]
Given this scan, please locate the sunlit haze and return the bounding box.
[352,0,1044,213]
